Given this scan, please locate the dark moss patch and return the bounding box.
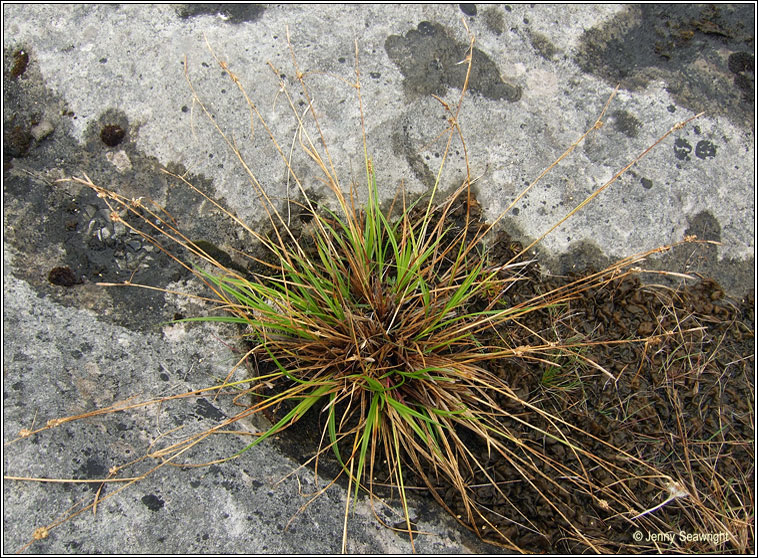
[10,49,29,79]
[575,4,754,129]
[48,266,79,287]
[385,21,521,102]
[85,110,130,151]
[100,124,126,147]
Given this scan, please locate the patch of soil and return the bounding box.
[451,236,754,553]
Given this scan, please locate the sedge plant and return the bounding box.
[9,26,730,553]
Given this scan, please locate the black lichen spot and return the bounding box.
[673,138,692,161]
[695,140,717,159]
[141,493,164,512]
[10,49,29,79]
[612,110,642,138]
[640,177,653,189]
[385,21,521,102]
[48,266,78,287]
[459,4,477,16]
[195,398,225,421]
[75,457,107,492]
[176,4,264,24]
[100,124,125,147]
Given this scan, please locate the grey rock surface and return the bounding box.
[3,3,754,554]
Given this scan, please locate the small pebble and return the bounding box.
[105,149,132,172]
[30,120,54,141]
